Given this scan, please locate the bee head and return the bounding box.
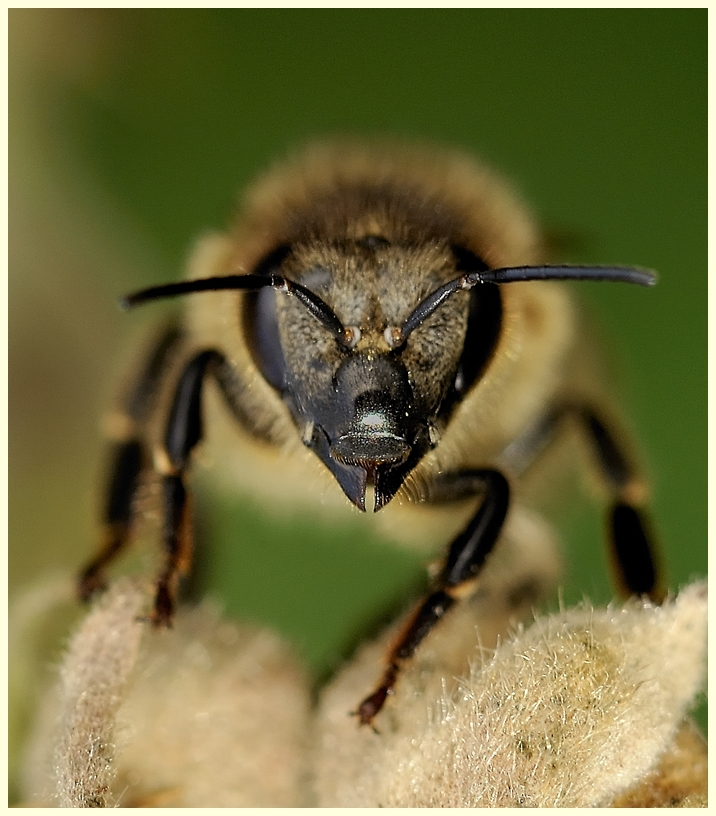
[244,241,472,512]
[123,246,655,512]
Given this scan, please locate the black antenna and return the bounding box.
[397,264,657,345]
[121,273,348,344]
[122,263,657,350]
[474,264,657,287]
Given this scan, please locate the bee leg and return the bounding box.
[502,402,663,602]
[152,350,223,627]
[78,441,143,600]
[78,326,182,602]
[573,405,664,603]
[356,469,510,726]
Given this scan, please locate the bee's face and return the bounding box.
[244,237,486,510]
[121,142,652,517]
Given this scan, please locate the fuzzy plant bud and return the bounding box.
[313,581,707,807]
[19,578,311,807]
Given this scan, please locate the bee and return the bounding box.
[79,139,662,725]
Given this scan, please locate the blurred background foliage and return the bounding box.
[10,7,706,773]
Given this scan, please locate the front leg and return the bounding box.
[356,469,510,726]
[151,350,223,626]
[499,402,664,602]
[79,325,182,602]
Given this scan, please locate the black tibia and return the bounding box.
[504,401,662,602]
[355,589,457,726]
[610,503,658,598]
[573,406,632,489]
[569,404,663,603]
[126,326,183,422]
[438,471,511,587]
[356,470,510,726]
[79,325,182,602]
[164,351,222,468]
[79,441,143,600]
[153,350,223,626]
[153,474,192,626]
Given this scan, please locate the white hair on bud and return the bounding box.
[53,578,149,807]
[111,601,311,807]
[19,577,311,807]
[313,582,707,807]
[14,570,705,807]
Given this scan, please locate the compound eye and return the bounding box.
[244,286,287,391]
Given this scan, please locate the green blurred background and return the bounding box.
[10,6,706,758]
